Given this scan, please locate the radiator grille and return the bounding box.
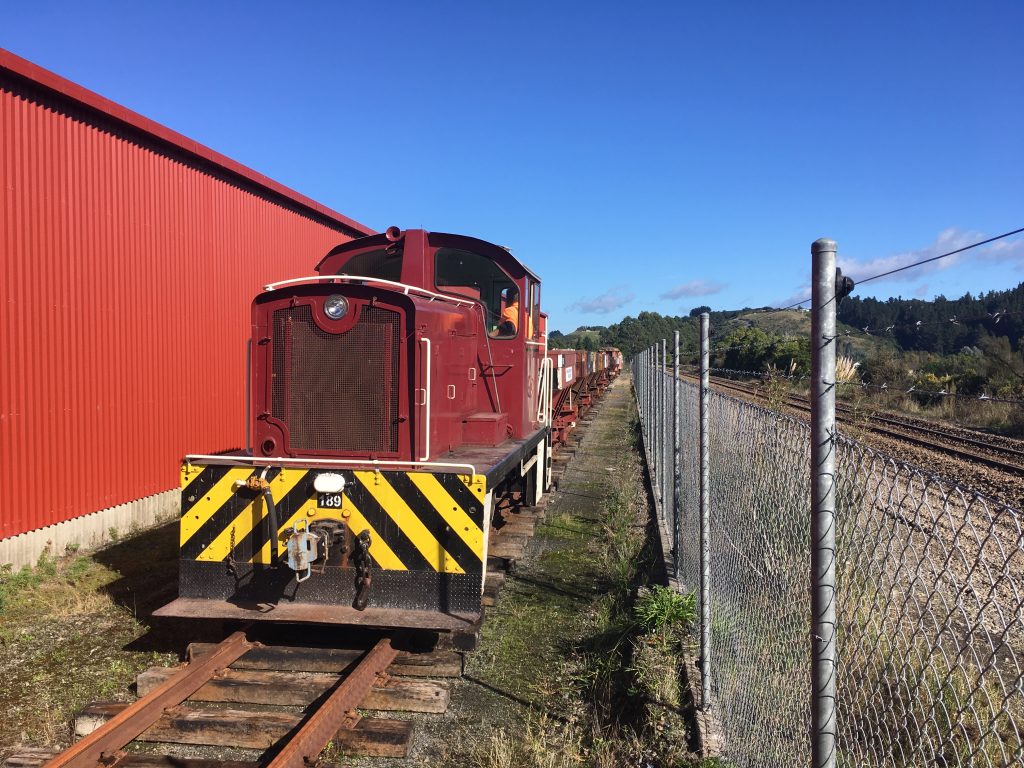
[271,304,401,453]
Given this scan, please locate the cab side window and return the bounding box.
[528,280,541,340]
[435,247,517,338]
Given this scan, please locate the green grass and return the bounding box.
[634,586,696,633]
[0,526,181,753]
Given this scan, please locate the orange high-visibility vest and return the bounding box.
[501,301,519,332]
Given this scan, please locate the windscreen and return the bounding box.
[335,245,403,282]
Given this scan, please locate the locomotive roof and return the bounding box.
[316,228,541,283]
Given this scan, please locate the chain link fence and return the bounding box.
[633,353,1024,768]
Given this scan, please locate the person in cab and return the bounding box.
[497,286,520,336]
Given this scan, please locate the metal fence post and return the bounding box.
[637,350,643,423]
[647,346,652,437]
[663,337,671,512]
[811,238,838,768]
[641,349,647,435]
[672,330,680,577]
[648,346,654,460]
[647,348,655,487]
[641,348,646,418]
[648,345,654,483]
[655,342,662,497]
[699,312,711,709]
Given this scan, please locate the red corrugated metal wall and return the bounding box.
[0,54,370,539]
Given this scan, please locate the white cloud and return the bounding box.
[838,227,1024,285]
[773,284,811,309]
[569,288,635,314]
[660,280,726,299]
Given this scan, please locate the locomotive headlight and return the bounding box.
[324,294,349,320]
[314,473,346,493]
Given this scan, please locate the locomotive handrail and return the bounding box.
[262,275,477,308]
[537,357,553,424]
[183,454,477,476]
[420,337,432,462]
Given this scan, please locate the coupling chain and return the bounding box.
[353,530,373,611]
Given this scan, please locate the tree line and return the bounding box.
[836,283,1024,354]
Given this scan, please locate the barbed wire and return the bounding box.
[772,226,1024,310]
[678,365,1024,405]
[667,339,810,362]
[841,380,1024,404]
[706,308,1024,344]
[641,305,1022,353]
[835,308,1024,340]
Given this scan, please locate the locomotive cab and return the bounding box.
[157,229,553,631]
[309,229,548,450]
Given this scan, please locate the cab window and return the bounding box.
[435,247,518,338]
[335,245,403,282]
[528,280,540,340]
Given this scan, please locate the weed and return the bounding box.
[759,360,796,412]
[842,611,1023,766]
[471,712,589,768]
[634,585,696,633]
[64,556,93,584]
[0,549,58,612]
[107,526,119,542]
[835,355,861,384]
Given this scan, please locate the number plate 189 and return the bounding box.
[317,493,343,509]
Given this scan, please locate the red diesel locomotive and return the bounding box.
[156,228,619,632]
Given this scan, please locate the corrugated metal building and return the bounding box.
[0,49,373,568]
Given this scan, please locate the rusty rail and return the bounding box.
[266,637,398,768]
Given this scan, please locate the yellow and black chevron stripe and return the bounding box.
[179,464,487,575]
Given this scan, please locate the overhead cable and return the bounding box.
[772,226,1024,310]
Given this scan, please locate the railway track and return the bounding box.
[9,630,458,768]
[4,386,612,768]
[682,373,1024,476]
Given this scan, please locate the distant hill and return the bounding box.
[583,308,893,360]
[551,282,1024,361]
[549,327,604,351]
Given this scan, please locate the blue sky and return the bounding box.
[4,1,1023,331]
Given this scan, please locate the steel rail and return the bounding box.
[43,630,253,768]
[852,411,1024,461]
[710,373,1024,461]
[688,373,1024,475]
[265,637,399,768]
[839,418,1024,475]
